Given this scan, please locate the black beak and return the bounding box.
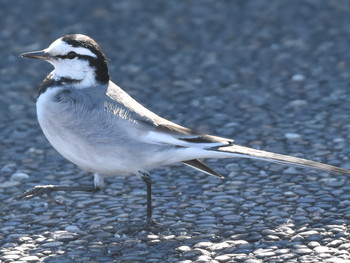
[20,50,50,60]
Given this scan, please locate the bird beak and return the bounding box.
[20,50,50,60]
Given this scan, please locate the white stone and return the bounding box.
[10,172,30,181]
[284,133,301,140]
[291,74,305,82]
[64,225,80,233]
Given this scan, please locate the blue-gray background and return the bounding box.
[1,1,350,262]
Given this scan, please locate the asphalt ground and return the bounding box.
[1,0,350,262]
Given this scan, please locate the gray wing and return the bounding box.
[105,82,229,177]
[105,81,233,145]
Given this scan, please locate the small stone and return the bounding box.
[265,235,280,241]
[283,167,299,174]
[298,229,316,237]
[291,74,305,82]
[295,248,313,255]
[1,254,21,260]
[0,181,20,188]
[163,235,175,240]
[254,248,276,258]
[11,172,30,181]
[327,239,342,247]
[314,246,334,253]
[41,241,64,248]
[333,138,345,143]
[182,249,203,259]
[244,259,263,263]
[215,255,232,262]
[18,236,32,243]
[176,246,192,252]
[288,99,307,108]
[275,249,290,255]
[225,163,240,171]
[211,242,230,250]
[232,240,249,246]
[283,191,296,197]
[194,242,213,248]
[65,225,81,232]
[222,214,242,224]
[18,203,32,212]
[21,256,40,262]
[2,243,16,248]
[327,180,346,188]
[147,234,159,239]
[339,243,350,250]
[196,255,215,262]
[279,253,295,260]
[308,241,321,248]
[1,163,16,173]
[298,197,316,203]
[40,219,60,227]
[54,233,77,242]
[284,133,301,140]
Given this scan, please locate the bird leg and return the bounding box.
[139,171,157,227]
[17,173,158,228]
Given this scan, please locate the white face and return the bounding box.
[45,39,98,88]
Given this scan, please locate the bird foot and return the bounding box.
[16,185,58,200]
[16,185,98,200]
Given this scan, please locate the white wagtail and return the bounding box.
[20,34,350,226]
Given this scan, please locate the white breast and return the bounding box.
[36,88,136,176]
[37,88,89,167]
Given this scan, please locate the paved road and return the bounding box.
[1,0,350,262]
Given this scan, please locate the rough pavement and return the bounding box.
[1,0,350,262]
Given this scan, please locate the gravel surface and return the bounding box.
[1,0,350,262]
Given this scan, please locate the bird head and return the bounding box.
[21,34,109,88]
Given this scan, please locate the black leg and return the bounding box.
[16,185,99,200]
[139,171,154,226]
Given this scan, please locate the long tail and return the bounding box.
[216,144,350,174]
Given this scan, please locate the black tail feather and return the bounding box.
[183,159,224,178]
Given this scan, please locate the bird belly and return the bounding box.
[37,118,145,176]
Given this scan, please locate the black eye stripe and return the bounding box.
[55,51,78,59]
[55,53,92,60]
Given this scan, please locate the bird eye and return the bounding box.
[66,51,77,59]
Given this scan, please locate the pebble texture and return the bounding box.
[1,0,350,262]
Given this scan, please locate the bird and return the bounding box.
[20,34,350,226]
